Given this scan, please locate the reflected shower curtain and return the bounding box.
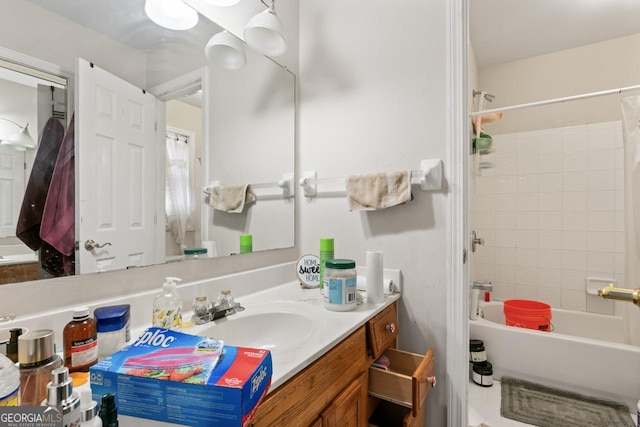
[165,134,194,252]
[620,97,640,346]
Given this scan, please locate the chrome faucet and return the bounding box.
[191,291,244,325]
[470,281,493,320]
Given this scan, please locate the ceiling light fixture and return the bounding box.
[243,0,287,56]
[145,0,199,30]
[0,118,35,151]
[205,31,247,70]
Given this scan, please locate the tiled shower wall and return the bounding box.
[471,121,624,315]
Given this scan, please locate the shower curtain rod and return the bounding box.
[470,83,640,117]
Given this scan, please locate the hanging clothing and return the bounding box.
[41,114,75,276]
[15,117,65,250]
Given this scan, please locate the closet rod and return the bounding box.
[470,83,640,117]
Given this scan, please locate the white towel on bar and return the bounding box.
[345,171,411,211]
[208,185,256,213]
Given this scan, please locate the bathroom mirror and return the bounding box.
[0,0,295,283]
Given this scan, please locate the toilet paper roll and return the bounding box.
[202,240,217,258]
[366,250,384,304]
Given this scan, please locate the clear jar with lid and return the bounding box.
[323,259,357,312]
[184,248,207,260]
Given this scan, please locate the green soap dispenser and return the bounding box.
[152,277,183,330]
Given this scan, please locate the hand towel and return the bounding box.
[346,171,411,211]
[16,117,65,250]
[208,185,256,213]
[40,114,75,276]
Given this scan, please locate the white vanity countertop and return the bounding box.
[121,281,400,426]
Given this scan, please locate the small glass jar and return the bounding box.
[184,248,208,260]
[323,259,357,312]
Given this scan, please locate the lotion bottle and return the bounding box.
[152,277,183,330]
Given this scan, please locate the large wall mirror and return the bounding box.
[0,0,295,284]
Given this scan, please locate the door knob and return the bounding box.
[84,239,112,251]
[471,231,484,252]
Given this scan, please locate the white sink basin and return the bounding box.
[194,301,324,363]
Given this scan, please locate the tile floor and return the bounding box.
[468,379,638,427]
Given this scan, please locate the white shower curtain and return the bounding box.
[165,134,194,252]
[620,96,640,346]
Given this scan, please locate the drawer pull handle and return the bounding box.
[428,375,437,388]
[386,323,396,334]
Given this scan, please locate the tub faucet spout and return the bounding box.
[598,284,640,308]
[470,281,492,320]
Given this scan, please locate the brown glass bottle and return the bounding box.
[63,307,98,372]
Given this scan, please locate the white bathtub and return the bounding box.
[469,301,640,411]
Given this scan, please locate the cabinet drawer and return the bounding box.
[368,347,435,418]
[366,303,398,359]
[368,400,424,427]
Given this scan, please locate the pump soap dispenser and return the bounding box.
[152,277,183,330]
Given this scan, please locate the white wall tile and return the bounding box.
[474,211,495,229]
[562,290,587,311]
[538,249,562,269]
[562,250,587,270]
[615,168,624,190]
[538,129,563,154]
[614,125,623,148]
[587,169,615,191]
[585,294,615,315]
[495,193,517,211]
[587,231,615,252]
[563,191,587,211]
[538,287,562,308]
[473,193,496,212]
[538,173,562,192]
[517,154,539,174]
[587,211,614,232]
[537,268,561,288]
[516,131,539,156]
[563,126,588,152]
[615,190,624,211]
[516,212,538,230]
[538,153,563,173]
[538,192,562,211]
[475,246,496,264]
[494,156,516,176]
[563,151,588,171]
[515,285,538,300]
[587,149,616,170]
[614,253,625,274]
[494,229,516,247]
[615,210,624,232]
[492,283,515,301]
[586,251,614,274]
[517,193,538,211]
[495,247,516,266]
[562,269,587,291]
[614,231,626,253]
[517,174,539,193]
[516,248,538,267]
[562,231,587,251]
[588,190,615,211]
[495,211,516,230]
[476,176,496,195]
[539,211,562,230]
[516,267,538,286]
[496,176,516,193]
[493,134,516,158]
[538,230,562,249]
[474,262,495,282]
[562,211,587,231]
[587,126,616,151]
[615,147,624,170]
[562,171,587,192]
[495,265,516,283]
[516,230,538,249]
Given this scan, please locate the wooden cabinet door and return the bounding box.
[321,372,367,427]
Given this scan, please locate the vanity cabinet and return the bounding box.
[250,301,435,427]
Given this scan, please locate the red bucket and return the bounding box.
[503,300,552,332]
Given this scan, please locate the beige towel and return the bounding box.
[346,171,411,211]
[208,185,256,213]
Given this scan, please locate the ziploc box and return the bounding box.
[90,327,272,427]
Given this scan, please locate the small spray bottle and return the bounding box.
[42,367,81,427]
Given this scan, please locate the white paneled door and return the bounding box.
[76,58,163,274]
[0,147,24,238]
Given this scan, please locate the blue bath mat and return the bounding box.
[501,376,634,427]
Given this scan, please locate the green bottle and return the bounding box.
[319,238,334,292]
[240,234,253,254]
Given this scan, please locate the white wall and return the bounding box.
[299,1,449,425]
[476,33,640,134]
